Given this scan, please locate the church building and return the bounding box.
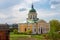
[18,4,50,34]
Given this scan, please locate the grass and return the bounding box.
[31,35,44,40]
[10,32,31,40]
[10,32,48,40]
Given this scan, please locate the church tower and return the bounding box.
[27,4,39,23]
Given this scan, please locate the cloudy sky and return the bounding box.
[0,0,60,24]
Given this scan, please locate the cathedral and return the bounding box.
[18,4,50,34]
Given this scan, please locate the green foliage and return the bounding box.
[47,32,60,40]
[47,20,60,40]
[50,20,60,32]
[13,29,19,34]
[19,32,27,35]
[10,28,13,32]
[26,30,32,34]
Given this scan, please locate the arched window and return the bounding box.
[25,28,26,32]
[39,28,40,32]
[34,28,36,32]
[41,27,43,34]
[30,16,31,19]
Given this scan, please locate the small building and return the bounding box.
[0,24,10,40]
[18,4,50,34]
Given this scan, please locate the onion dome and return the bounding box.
[29,4,36,12]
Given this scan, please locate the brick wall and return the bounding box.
[0,30,9,40]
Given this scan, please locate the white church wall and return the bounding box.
[38,27,41,34]
[18,24,20,32]
[32,24,36,34]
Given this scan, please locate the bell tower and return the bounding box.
[27,4,39,23]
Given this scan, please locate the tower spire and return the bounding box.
[32,4,34,9]
[29,4,36,12]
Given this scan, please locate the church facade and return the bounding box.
[18,5,50,34]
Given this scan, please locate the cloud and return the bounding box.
[0,13,8,19]
[0,1,29,24]
[2,3,29,24]
[37,9,57,18]
[51,1,60,5]
[24,0,40,4]
[50,0,60,9]
[0,0,6,2]
[51,5,56,9]
[37,9,60,22]
[24,0,49,5]
[19,8,27,12]
[0,0,22,9]
[0,0,60,24]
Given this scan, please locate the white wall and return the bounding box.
[32,25,36,34]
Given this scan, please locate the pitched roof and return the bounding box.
[37,20,47,23]
[0,24,9,30]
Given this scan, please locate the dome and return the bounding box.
[29,8,36,12]
[29,4,36,12]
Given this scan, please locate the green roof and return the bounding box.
[29,4,36,12]
[29,8,36,12]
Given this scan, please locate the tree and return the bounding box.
[48,20,60,40]
[50,20,60,32]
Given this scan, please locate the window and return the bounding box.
[30,16,31,19]
[33,17,35,20]
[41,27,43,34]
[30,15,32,19]
[34,28,36,32]
[25,28,26,32]
[39,28,40,32]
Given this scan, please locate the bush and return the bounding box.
[13,29,19,34]
[19,32,27,35]
[26,30,32,34]
[47,32,60,40]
